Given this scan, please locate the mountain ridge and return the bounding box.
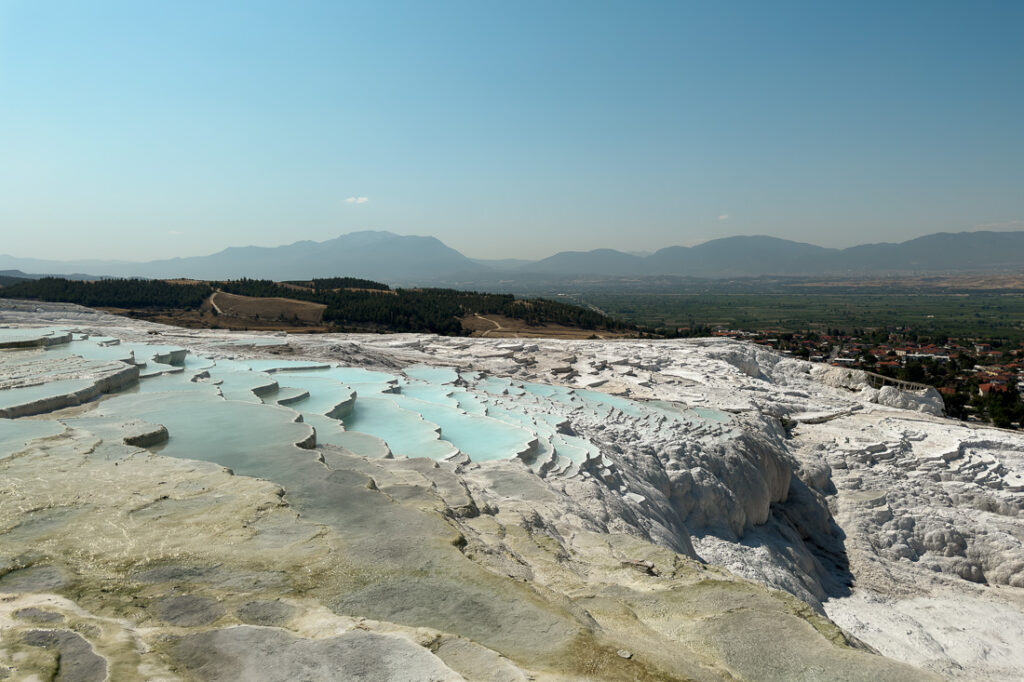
[2,229,1023,283]
[514,231,1024,278]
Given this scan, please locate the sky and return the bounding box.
[1,0,1022,261]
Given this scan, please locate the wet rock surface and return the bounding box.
[172,627,462,682]
[0,566,70,594]
[156,595,226,626]
[22,629,107,682]
[235,599,296,626]
[14,607,65,623]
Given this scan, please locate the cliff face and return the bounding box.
[1,300,1022,680]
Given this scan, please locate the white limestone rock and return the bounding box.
[3,301,1023,680]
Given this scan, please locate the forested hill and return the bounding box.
[1,277,212,309]
[220,279,629,334]
[0,277,633,336]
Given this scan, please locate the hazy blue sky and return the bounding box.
[1,0,1022,261]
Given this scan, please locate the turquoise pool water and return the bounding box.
[43,340,135,364]
[341,396,457,460]
[93,392,314,475]
[270,375,356,416]
[576,389,646,417]
[242,359,331,373]
[291,367,397,386]
[454,392,487,415]
[0,379,96,411]
[400,383,461,409]
[213,369,278,403]
[477,376,525,396]
[131,372,220,395]
[403,365,458,384]
[0,419,64,451]
[2,330,727,474]
[693,407,730,422]
[391,395,533,462]
[0,327,71,347]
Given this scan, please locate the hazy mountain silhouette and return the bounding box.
[135,231,487,280]
[3,230,1024,283]
[519,236,838,277]
[526,249,647,275]
[824,231,1024,273]
[647,236,835,276]
[516,232,1024,277]
[0,231,486,282]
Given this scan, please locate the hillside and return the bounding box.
[0,276,633,336]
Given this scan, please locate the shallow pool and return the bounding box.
[2,329,726,475]
[341,396,457,460]
[0,419,65,451]
[392,395,534,462]
[93,392,314,475]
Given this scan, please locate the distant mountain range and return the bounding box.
[2,230,1024,284]
[0,232,486,283]
[524,233,1024,278]
[0,269,100,283]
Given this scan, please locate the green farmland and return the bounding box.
[577,292,1024,340]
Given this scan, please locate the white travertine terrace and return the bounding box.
[1,298,1023,680]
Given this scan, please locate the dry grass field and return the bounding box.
[210,291,326,323]
[96,288,331,332]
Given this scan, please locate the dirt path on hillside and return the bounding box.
[209,291,225,315]
[474,313,502,337]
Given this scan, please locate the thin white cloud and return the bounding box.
[973,219,1024,232]
[345,196,369,204]
[717,214,729,221]
[167,230,184,235]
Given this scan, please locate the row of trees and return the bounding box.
[307,277,390,291]
[505,298,632,330]
[1,277,212,309]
